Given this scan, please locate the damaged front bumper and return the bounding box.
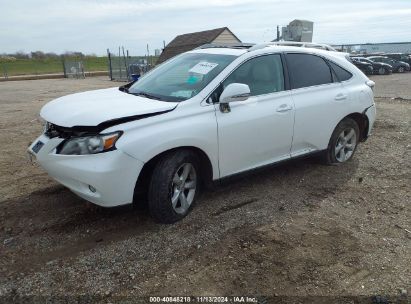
[28,133,144,207]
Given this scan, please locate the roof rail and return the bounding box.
[195,43,255,50]
[247,41,337,52]
[247,43,281,52]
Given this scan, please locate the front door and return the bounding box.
[214,54,295,177]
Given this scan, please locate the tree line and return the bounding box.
[0,51,99,61]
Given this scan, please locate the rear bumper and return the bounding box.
[364,104,376,138]
[28,134,143,207]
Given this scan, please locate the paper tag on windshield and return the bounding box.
[171,90,194,98]
[189,62,218,75]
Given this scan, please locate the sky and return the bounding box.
[0,0,410,56]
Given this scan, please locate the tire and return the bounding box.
[378,67,386,75]
[324,118,360,165]
[148,150,201,223]
[398,66,405,73]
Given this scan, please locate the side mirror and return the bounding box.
[219,83,251,104]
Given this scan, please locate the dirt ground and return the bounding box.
[0,74,409,302]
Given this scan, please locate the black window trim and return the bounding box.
[285,52,343,90]
[326,59,353,83]
[205,52,289,104]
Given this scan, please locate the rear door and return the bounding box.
[286,53,353,157]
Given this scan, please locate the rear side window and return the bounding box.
[286,53,332,89]
[328,61,352,82]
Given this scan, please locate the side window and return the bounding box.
[328,61,353,82]
[222,54,284,96]
[286,53,333,89]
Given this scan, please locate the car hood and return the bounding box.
[40,87,178,128]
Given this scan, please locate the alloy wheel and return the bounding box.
[335,128,357,162]
[171,163,197,214]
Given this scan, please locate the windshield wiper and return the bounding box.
[119,86,129,93]
[132,91,163,101]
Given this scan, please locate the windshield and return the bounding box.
[128,53,237,102]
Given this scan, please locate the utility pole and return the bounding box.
[147,44,151,67]
[276,25,280,41]
[107,48,112,80]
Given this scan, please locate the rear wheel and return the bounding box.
[148,150,200,223]
[398,66,405,73]
[324,118,360,165]
[378,67,386,75]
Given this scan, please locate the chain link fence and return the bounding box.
[1,63,8,80]
[62,58,85,79]
[0,56,105,80]
[107,48,154,82]
[0,50,156,81]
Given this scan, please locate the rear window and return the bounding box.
[328,61,353,82]
[286,53,333,89]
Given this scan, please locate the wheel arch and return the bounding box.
[133,146,214,204]
[343,112,369,142]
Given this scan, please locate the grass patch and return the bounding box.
[0,57,108,76]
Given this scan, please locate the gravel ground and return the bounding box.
[0,74,409,302]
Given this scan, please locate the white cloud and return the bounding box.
[0,0,410,55]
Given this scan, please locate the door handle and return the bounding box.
[335,93,348,101]
[276,104,293,113]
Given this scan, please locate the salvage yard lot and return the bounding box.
[0,74,410,299]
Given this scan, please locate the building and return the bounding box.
[281,19,313,42]
[157,27,241,64]
[333,42,411,54]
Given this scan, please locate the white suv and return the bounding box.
[29,45,376,223]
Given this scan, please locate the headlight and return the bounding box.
[58,132,122,155]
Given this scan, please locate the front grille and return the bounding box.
[45,123,74,139]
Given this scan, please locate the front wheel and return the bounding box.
[148,150,200,223]
[324,118,360,165]
[398,66,405,73]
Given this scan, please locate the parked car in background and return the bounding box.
[352,57,393,75]
[368,56,410,73]
[384,53,411,65]
[28,46,376,223]
[350,57,374,75]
